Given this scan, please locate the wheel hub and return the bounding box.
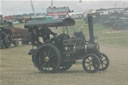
[44,56,49,62]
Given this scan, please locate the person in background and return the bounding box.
[74,27,85,40]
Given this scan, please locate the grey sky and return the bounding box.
[1,0,128,15]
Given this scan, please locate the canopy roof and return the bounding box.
[24,18,75,28]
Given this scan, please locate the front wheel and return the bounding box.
[98,53,109,71]
[82,54,100,73]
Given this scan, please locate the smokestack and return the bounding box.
[88,14,95,43]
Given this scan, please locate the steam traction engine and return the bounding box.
[24,14,109,73]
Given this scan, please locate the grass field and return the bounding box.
[1,20,128,85]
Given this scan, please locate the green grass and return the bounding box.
[13,23,24,28]
[93,25,128,47]
[0,23,24,28]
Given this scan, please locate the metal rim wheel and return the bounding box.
[99,53,109,71]
[0,38,1,48]
[4,35,11,48]
[34,44,61,73]
[59,63,72,72]
[82,54,100,73]
[0,40,5,49]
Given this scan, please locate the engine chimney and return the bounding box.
[88,14,95,43]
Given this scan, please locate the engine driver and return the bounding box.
[39,25,57,42]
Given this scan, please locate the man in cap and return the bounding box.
[39,25,57,42]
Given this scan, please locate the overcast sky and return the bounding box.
[1,0,128,15]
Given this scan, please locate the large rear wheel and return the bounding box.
[33,44,61,73]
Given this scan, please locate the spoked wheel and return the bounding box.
[4,35,11,48]
[59,63,72,72]
[98,53,109,71]
[0,41,5,49]
[34,44,61,73]
[82,54,100,73]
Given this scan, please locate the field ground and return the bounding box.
[1,20,128,85]
[1,44,128,85]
